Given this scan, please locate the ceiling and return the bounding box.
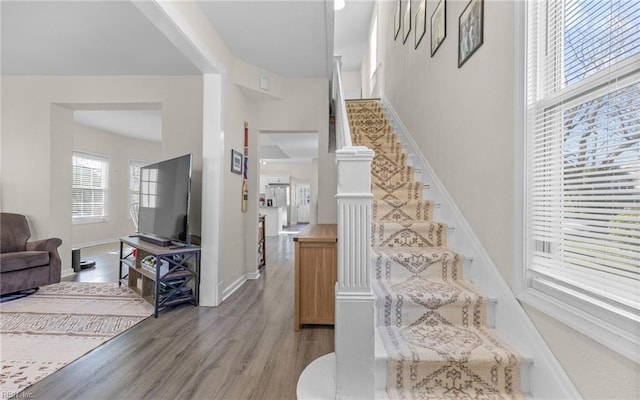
[74,110,162,142]
[334,0,376,71]
[2,0,374,158]
[260,132,319,162]
[0,1,200,75]
[198,1,333,78]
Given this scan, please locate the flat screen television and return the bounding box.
[138,154,192,247]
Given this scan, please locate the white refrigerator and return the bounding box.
[265,184,290,226]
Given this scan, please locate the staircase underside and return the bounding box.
[347,99,524,400]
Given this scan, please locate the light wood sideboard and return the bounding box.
[293,224,337,331]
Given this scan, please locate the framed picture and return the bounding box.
[431,0,446,56]
[394,0,401,40]
[402,0,411,44]
[415,0,426,49]
[231,149,243,175]
[458,0,483,67]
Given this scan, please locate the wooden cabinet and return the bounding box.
[119,236,201,318]
[294,224,337,330]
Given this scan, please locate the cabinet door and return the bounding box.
[298,242,336,325]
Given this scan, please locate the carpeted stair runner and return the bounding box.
[346,99,523,399]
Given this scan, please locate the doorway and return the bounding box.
[295,183,311,224]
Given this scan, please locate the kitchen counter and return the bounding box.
[260,206,286,236]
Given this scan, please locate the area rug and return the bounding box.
[347,99,524,399]
[0,282,153,397]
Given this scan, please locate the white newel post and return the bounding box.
[335,146,375,400]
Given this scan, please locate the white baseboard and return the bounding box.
[73,238,119,249]
[221,274,247,302]
[220,270,262,302]
[61,266,76,278]
[246,270,261,280]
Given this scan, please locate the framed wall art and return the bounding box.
[394,0,401,40]
[431,0,446,56]
[403,0,411,44]
[231,149,243,175]
[458,0,484,67]
[415,0,426,49]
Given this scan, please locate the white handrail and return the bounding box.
[333,57,353,149]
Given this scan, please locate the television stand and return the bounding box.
[118,236,200,317]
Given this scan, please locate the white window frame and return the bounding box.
[128,160,147,219]
[72,151,110,224]
[516,1,640,362]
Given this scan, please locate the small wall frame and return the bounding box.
[415,0,426,49]
[231,149,243,175]
[431,0,446,57]
[458,0,484,67]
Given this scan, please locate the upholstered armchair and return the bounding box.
[0,213,62,295]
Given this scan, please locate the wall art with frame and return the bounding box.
[231,149,243,175]
[394,0,401,40]
[431,0,446,56]
[415,0,426,49]
[403,0,411,44]
[458,0,483,67]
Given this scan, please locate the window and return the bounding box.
[523,0,639,358]
[72,152,109,222]
[140,166,158,209]
[128,160,147,209]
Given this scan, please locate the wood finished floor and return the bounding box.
[32,234,334,400]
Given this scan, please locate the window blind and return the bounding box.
[526,0,640,307]
[72,152,109,219]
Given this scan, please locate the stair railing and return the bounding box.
[332,56,376,399]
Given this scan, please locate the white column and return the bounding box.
[335,146,375,400]
[200,73,225,306]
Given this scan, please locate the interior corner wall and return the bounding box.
[368,0,639,398]
[1,75,203,275]
[221,81,254,291]
[254,78,335,224]
[71,123,161,247]
[341,70,362,99]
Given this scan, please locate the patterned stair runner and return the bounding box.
[346,99,524,399]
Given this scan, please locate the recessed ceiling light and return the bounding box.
[334,0,345,11]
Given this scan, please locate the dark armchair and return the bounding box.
[1,213,62,295]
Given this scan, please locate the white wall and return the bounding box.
[341,70,362,99]
[255,78,335,224]
[1,75,202,277]
[71,122,161,247]
[220,81,255,291]
[376,0,516,284]
[366,0,639,398]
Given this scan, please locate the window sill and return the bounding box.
[517,284,639,364]
[73,217,109,225]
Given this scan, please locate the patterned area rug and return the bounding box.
[347,100,523,399]
[0,282,153,397]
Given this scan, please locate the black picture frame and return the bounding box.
[402,0,411,44]
[394,0,401,40]
[458,0,484,68]
[431,0,446,57]
[415,0,426,49]
[231,149,243,175]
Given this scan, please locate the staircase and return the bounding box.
[347,99,525,399]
